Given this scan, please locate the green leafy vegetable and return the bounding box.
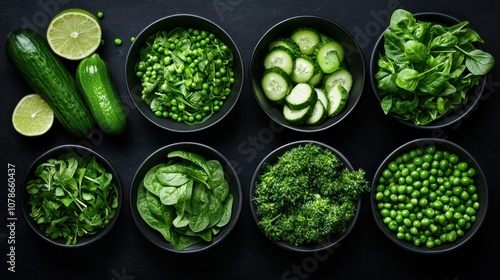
[136,150,233,251]
[252,143,370,246]
[135,27,236,124]
[375,9,495,125]
[26,153,119,245]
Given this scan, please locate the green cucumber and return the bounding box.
[323,68,353,93]
[326,85,349,117]
[268,37,301,56]
[263,46,295,75]
[76,53,127,135]
[261,66,292,104]
[291,56,318,84]
[290,28,321,55]
[285,83,317,110]
[314,39,345,73]
[6,28,95,137]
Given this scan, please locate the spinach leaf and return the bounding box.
[168,150,211,176]
[143,163,167,195]
[189,183,211,232]
[155,164,193,186]
[383,30,406,64]
[396,68,420,91]
[216,194,233,227]
[456,46,495,75]
[389,9,416,36]
[375,9,494,126]
[404,40,427,62]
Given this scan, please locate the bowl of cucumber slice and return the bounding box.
[250,15,365,132]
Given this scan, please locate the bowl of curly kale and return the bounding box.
[250,140,370,252]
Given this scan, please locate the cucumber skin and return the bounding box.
[6,28,95,137]
[76,53,127,135]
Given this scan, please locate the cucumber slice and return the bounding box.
[308,71,323,87]
[283,103,313,125]
[315,88,330,114]
[315,39,345,73]
[305,98,328,125]
[269,37,301,56]
[323,68,353,93]
[290,28,321,55]
[326,85,349,117]
[261,66,292,104]
[263,46,295,75]
[285,83,317,110]
[291,56,317,83]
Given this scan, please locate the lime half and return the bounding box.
[12,94,54,136]
[46,8,102,60]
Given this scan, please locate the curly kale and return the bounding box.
[253,143,370,246]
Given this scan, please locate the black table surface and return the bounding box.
[1,0,499,279]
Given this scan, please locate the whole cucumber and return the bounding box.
[6,28,95,138]
[76,53,127,135]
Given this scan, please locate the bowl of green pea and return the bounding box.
[125,14,244,132]
[371,138,488,254]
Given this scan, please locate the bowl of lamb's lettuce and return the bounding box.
[130,142,242,253]
[21,145,122,247]
[250,140,370,252]
[370,9,494,129]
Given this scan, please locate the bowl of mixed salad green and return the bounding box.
[371,138,488,254]
[250,16,366,132]
[250,140,370,252]
[125,14,244,132]
[370,9,494,129]
[130,142,242,253]
[21,144,122,247]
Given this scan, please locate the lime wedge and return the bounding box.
[46,8,102,60]
[12,94,54,136]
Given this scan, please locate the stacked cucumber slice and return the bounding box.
[261,27,353,126]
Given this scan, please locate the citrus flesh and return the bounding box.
[12,94,54,136]
[46,8,102,60]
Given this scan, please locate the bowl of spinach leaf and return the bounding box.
[21,144,122,247]
[125,14,244,133]
[130,142,242,253]
[250,140,370,252]
[370,9,494,129]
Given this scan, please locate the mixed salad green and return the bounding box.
[26,153,119,245]
[135,27,235,124]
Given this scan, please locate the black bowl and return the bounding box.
[250,16,366,132]
[21,145,123,248]
[250,140,362,252]
[370,12,487,129]
[130,142,242,253]
[371,138,488,254]
[125,14,244,132]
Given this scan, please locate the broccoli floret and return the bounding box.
[253,143,370,246]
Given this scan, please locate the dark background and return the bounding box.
[1,0,499,279]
